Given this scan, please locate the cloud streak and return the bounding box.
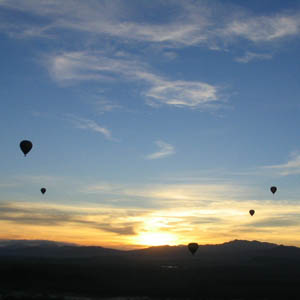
[235,51,273,63]
[245,217,300,228]
[263,153,300,176]
[1,1,300,49]
[3,190,300,247]
[223,13,300,43]
[146,140,175,160]
[47,51,220,109]
[65,114,112,140]
[0,202,137,236]
[83,181,256,207]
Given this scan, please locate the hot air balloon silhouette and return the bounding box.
[270,186,277,194]
[188,243,199,255]
[249,209,255,216]
[40,188,46,194]
[20,140,32,156]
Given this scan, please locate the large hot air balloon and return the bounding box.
[249,209,255,216]
[188,243,199,255]
[20,140,32,156]
[40,188,46,194]
[270,186,277,194]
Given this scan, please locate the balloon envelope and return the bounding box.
[40,188,46,194]
[270,186,277,194]
[249,209,255,216]
[188,243,199,255]
[20,140,32,156]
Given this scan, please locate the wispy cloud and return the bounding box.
[0,202,138,236]
[3,190,300,247]
[223,13,300,43]
[146,140,175,160]
[46,51,221,109]
[245,216,300,228]
[83,181,254,207]
[94,99,122,113]
[1,1,300,49]
[235,51,273,63]
[0,174,69,191]
[0,23,54,39]
[46,51,117,83]
[263,153,300,176]
[0,0,210,46]
[65,114,112,139]
[145,78,219,108]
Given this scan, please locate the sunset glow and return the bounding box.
[1,0,300,250]
[134,232,178,247]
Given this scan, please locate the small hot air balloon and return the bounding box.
[20,140,32,156]
[249,209,255,216]
[188,243,199,255]
[40,188,46,194]
[270,186,277,194]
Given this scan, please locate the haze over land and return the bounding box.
[1,0,300,250]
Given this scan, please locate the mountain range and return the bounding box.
[1,239,300,298]
[0,239,299,264]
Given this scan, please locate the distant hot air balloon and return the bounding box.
[20,140,32,156]
[188,243,199,255]
[249,209,255,216]
[40,188,46,194]
[270,186,277,194]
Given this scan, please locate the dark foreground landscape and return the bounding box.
[1,239,300,300]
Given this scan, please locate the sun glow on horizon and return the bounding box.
[134,232,178,246]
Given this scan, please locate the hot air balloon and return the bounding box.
[188,243,199,255]
[40,188,46,194]
[20,140,32,156]
[249,209,255,216]
[270,186,277,194]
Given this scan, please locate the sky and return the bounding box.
[1,0,300,249]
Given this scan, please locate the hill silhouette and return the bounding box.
[1,239,300,299]
[0,239,286,260]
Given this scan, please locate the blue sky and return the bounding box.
[1,0,300,248]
